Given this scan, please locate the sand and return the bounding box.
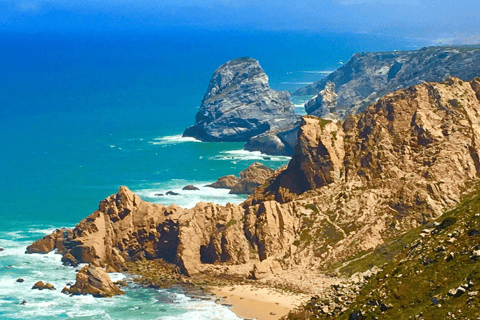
[212,284,309,320]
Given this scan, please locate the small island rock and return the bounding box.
[32,281,55,290]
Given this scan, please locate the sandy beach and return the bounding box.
[212,284,309,320]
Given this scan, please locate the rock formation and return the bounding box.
[183,57,300,155]
[295,46,480,119]
[28,78,480,288]
[207,162,274,194]
[61,264,124,297]
[32,281,55,290]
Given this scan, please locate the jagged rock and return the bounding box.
[155,193,164,196]
[244,120,301,156]
[183,57,299,145]
[295,46,480,119]
[207,163,274,195]
[207,175,240,189]
[32,281,55,290]
[182,185,199,191]
[230,162,274,194]
[61,264,124,297]
[250,257,282,280]
[25,228,72,254]
[166,191,180,196]
[61,253,79,266]
[28,77,480,287]
[0,247,3,252]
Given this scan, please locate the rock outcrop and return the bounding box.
[207,162,274,195]
[32,281,55,290]
[28,77,480,287]
[183,57,300,155]
[295,46,480,119]
[254,77,480,266]
[61,264,124,297]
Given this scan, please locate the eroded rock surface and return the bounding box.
[207,162,274,195]
[296,46,480,119]
[61,264,124,297]
[28,78,480,286]
[183,57,300,155]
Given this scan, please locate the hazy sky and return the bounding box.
[1,0,479,38]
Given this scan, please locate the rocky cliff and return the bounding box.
[295,46,480,119]
[183,57,299,145]
[28,78,480,297]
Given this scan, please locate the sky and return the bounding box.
[0,0,479,39]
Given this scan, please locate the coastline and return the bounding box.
[211,284,309,320]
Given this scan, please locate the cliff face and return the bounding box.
[295,46,480,119]
[183,57,299,143]
[253,77,480,266]
[29,78,480,282]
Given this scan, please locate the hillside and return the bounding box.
[294,46,480,120]
[286,185,480,319]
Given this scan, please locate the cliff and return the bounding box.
[28,78,480,299]
[183,57,299,145]
[294,46,480,119]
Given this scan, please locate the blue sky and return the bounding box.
[1,0,479,39]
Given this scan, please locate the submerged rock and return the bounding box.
[62,264,124,298]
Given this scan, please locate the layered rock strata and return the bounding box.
[183,57,300,155]
[295,46,480,119]
[28,78,480,284]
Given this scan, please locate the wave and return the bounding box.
[210,149,291,162]
[0,224,241,320]
[280,82,314,85]
[299,70,334,74]
[149,135,202,146]
[133,181,246,209]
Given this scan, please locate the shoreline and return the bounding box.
[211,284,309,320]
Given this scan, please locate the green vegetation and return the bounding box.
[287,185,480,319]
[225,219,238,228]
[319,118,333,129]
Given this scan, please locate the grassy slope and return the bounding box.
[287,186,480,319]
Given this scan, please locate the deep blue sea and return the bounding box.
[0,29,427,319]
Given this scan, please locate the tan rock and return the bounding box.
[61,264,124,297]
[32,281,55,290]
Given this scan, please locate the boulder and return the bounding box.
[182,185,199,191]
[207,175,240,189]
[61,264,124,298]
[32,281,55,290]
[16,278,24,283]
[166,191,180,196]
[183,57,299,143]
[229,162,274,194]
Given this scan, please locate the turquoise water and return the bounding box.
[0,30,427,319]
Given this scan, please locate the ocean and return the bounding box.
[0,29,427,319]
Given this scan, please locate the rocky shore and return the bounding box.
[27,77,480,318]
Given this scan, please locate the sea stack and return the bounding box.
[183,57,299,142]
